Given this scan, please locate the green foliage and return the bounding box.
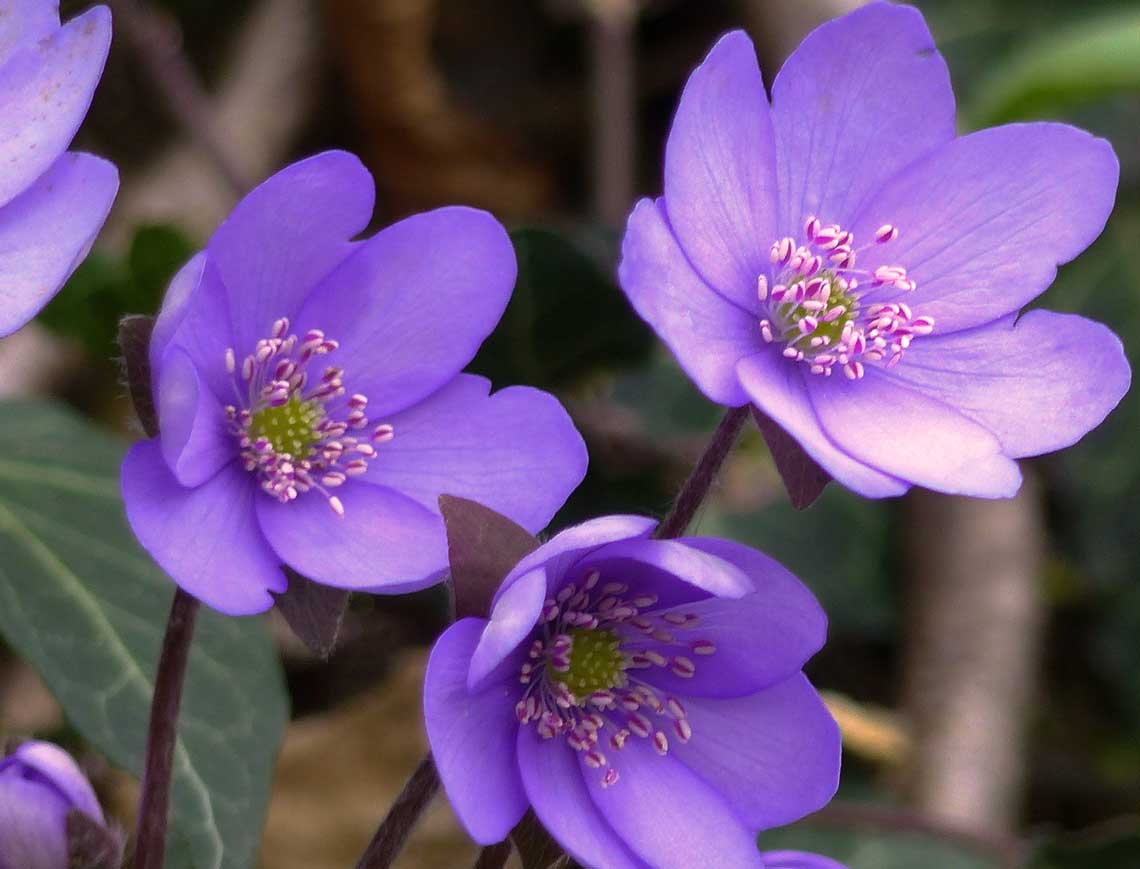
[760,820,1004,868]
[0,400,287,869]
[37,224,195,359]
[471,227,654,390]
[964,8,1140,127]
[1029,820,1140,868]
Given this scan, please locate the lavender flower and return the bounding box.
[424,516,840,867]
[0,741,109,869]
[0,1,117,336]
[121,151,587,615]
[618,2,1130,499]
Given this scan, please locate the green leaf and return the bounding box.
[964,8,1140,128]
[1029,819,1140,868]
[470,226,654,389]
[37,223,195,359]
[0,400,288,869]
[760,820,1006,869]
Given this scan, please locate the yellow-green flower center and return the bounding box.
[249,394,322,459]
[775,270,859,345]
[551,628,624,698]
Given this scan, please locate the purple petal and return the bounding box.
[121,440,285,615]
[150,255,236,403]
[808,369,1022,498]
[11,742,102,821]
[365,374,586,533]
[618,198,759,406]
[469,567,547,691]
[584,737,765,868]
[631,539,826,698]
[771,2,954,234]
[208,151,373,352]
[671,674,840,830]
[761,851,847,869]
[491,515,658,608]
[735,352,908,498]
[255,482,447,593]
[156,347,234,487]
[0,6,111,206]
[577,537,755,605]
[0,777,69,869]
[0,0,58,67]
[663,30,778,311]
[293,206,516,417]
[516,726,647,869]
[0,152,118,335]
[887,310,1131,458]
[424,619,528,844]
[850,123,1118,332]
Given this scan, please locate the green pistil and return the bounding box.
[552,628,624,698]
[249,394,322,459]
[779,271,859,346]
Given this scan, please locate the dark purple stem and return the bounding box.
[133,587,199,869]
[355,754,441,869]
[655,406,750,540]
[472,841,513,869]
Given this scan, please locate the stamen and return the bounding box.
[223,319,394,514]
[757,216,932,378]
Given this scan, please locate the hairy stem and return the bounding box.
[133,588,199,869]
[473,841,513,869]
[655,406,750,540]
[355,754,441,869]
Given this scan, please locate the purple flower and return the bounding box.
[0,2,118,336]
[0,741,108,869]
[121,151,587,615]
[618,2,1130,499]
[424,516,839,868]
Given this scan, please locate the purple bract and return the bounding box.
[0,741,107,869]
[0,1,118,336]
[424,516,840,868]
[618,1,1130,499]
[121,151,587,615]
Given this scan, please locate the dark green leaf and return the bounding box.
[964,9,1140,128]
[470,227,653,389]
[0,400,288,869]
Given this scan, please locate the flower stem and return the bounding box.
[355,754,441,869]
[133,587,199,869]
[472,841,512,869]
[655,406,750,540]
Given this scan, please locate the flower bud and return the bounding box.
[0,741,110,869]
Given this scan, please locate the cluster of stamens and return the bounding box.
[515,569,717,788]
[758,216,933,379]
[223,318,394,515]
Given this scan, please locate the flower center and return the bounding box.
[759,217,934,379]
[514,569,717,788]
[223,318,395,515]
[551,628,623,697]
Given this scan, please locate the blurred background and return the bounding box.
[0,0,1138,866]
